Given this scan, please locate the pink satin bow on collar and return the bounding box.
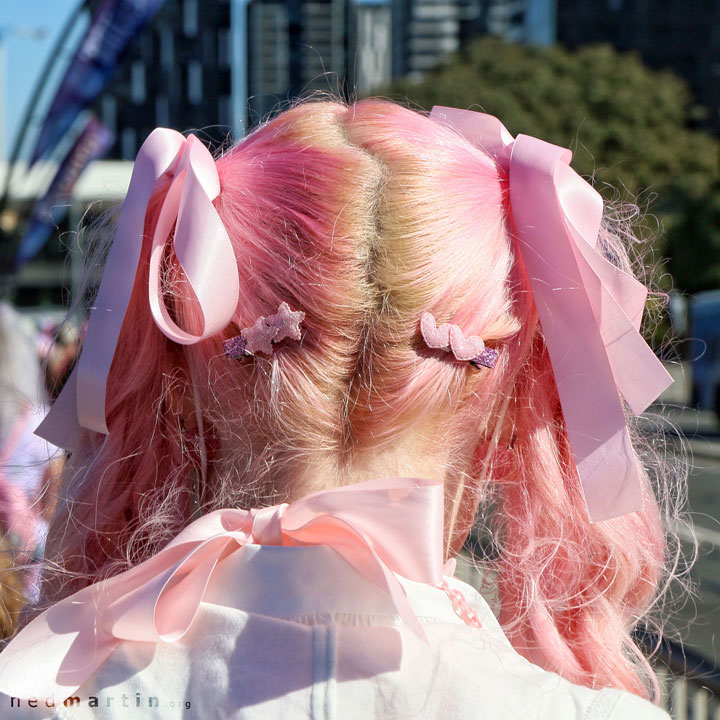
[0,477,444,700]
[429,107,673,521]
[36,129,238,449]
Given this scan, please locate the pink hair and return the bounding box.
[38,98,681,700]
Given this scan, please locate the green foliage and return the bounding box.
[377,38,720,293]
[665,187,720,293]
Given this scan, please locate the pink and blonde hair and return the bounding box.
[40,98,682,700]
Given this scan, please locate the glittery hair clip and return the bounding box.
[223,302,305,358]
[420,312,498,369]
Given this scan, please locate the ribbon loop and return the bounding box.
[148,135,239,345]
[430,106,673,521]
[36,130,239,448]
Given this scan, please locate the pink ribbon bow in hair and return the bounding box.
[429,107,673,521]
[36,129,238,449]
[0,477,444,701]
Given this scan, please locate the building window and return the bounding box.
[130,61,146,104]
[218,95,231,130]
[183,0,198,37]
[156,94,170,127]
[217,28,230,68]
[121,127,137,160]
[101,95,117,136]
[159,26,174,69]
[187,61,203,105]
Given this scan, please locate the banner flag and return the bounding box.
[16,117,114,268]
[30,0,166,165]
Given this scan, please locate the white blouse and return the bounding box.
[1,543,669,720]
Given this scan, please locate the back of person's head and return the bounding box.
[41,98,677,700]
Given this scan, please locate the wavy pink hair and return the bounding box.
[38,98,678,700]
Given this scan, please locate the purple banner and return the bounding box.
[16,117,114,268]
[30,0,166,165]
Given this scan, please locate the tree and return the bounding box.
[665,192,720,294]
[377,38,720,293]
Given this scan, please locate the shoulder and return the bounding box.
[429,576,670,720]
[585,688,671,720]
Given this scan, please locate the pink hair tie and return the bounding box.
[420,312,498,369]
[429,106,673,521]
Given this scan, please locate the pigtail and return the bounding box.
[487,224,669,700]
[39,181,211,606]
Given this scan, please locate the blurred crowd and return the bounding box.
[0,302,79,642]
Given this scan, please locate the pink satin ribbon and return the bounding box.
[36,129,238,448]
[0,477,444,700]
[430,107,673,521]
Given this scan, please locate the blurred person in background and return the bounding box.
[0,303,68,607]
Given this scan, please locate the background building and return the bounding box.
[100,0,499,154]
[347,0,394,94]
[11,0,720,305]
[101,0,234,159]
[248,0,348,120]
[4,159,132,306]
[556,0,720,133]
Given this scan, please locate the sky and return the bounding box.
[0,0,80,160]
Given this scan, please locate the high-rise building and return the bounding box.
[248,2,291,120]
[405,0,461,80]
[248,0,348,120]
[556,0,720,133]
[476,0,555,45]
[246,0,411,115]
[101,0,492,157]
[348,0,393,93]
[101,0,234,159]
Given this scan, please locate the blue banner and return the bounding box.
[17,117,114,268]
[30,0,166,165]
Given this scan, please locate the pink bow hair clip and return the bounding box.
[420,312,499,369]
[223,302,305,358]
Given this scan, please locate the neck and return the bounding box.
[290,430,451,498]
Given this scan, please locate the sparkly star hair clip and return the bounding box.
[223,302,305,358]
[420,312,498,369]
